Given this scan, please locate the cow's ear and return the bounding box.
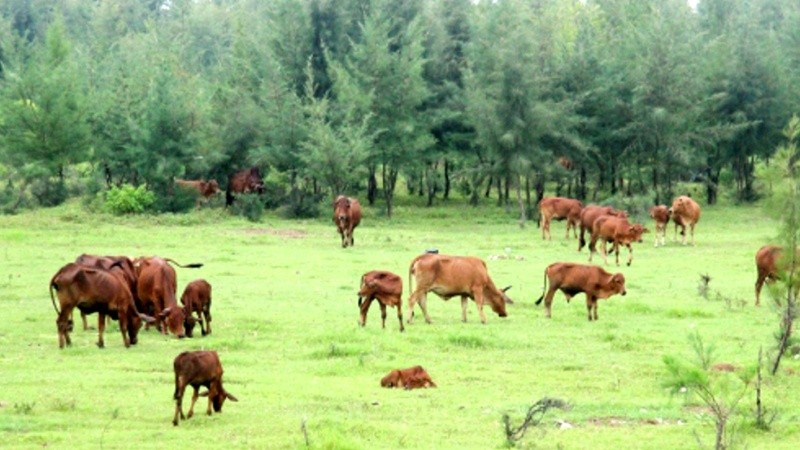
[501,285,512,292]
[226,392,239,402]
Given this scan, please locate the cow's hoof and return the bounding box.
[173,420,179,426]
[96,342,105,349]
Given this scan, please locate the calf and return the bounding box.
[407,253,512,324]
[173,351,238,426]
[535,262,627,321]
[181,279,212,337]
[577,205,627,251]
[380,365,436,389]
[670,195,701,245]
[649,205,670,247]
[588,216,647,266]
[538,197,583,240]
[358,271,404,332]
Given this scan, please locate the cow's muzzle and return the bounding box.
[621,290,627,296]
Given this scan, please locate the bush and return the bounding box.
[600,192,655,221]
[152,186,197,214]
[278,189,321,219]
[229,192,264,222]
[104,184,155,215]
[30,178,67,207]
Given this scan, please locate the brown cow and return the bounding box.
[73,254,139,331]
[406,253,511,324]
[753,245,800,307]
[380,365,437,389]
[225,166,265,206]
[649,205,670,247]
[134,257,202,338]
[176,179,221,207]
[588,216,648,266]
[577,205,627,251]
[538,197,583,240]
[181,279,213,337]
[535,262,627,321]
[333,195,362,248]
[358,270,404,332]
[172,351,238,426]
[49,263,154,348]
[670,195,701,245]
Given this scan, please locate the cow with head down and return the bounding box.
[535,262,626,321]
[333,195,362,248]
[172,350,238,426]
[670,195,701,246]
[649,205,670,247]
[358,270,404,332]
[754,245,800,307]
[49,263,155,348]
[538,196,583,240]
[134,257,203,338]
[406,253,512,324]
[380,365,436,389]
[181,279,213,337]
[588,216,648,266]
[577,205,627,252]
[225,167,264,206]
[73,254,139,331]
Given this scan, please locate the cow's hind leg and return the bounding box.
[57,308,73,349]
[460,296,469,322]
[173,382,186,425]
[395,304,404,332]
[96,313,106,348]
[544,288,558,318]
[379,303,387,329]
[417,293,432,324]
[586,296,598,321]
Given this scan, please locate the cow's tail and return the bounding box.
[535,267,548,306]
[49,273,61,315]
[164,258,204,269]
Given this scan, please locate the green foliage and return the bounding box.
[277,188,321,219]
[103,183,155,215]
[229,192,264,222]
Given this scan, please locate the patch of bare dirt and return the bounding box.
[240,228,307,238]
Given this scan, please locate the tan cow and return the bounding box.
[577,205,627,251]
[754,245,800,307]
[380,365,437,389]
[535,262,626,321]
[333,195,362,248]
[670,195,701,245]
[358,270,404,332]
[176,179,221,207]
[588,216,648,266]
[649,205,670,247]
[538,197,583,240]
[406,253,511,324]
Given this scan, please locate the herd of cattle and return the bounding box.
[45,180,793,424]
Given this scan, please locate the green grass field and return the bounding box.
[1,197,799,449]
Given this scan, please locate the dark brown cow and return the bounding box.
[225,166,265,206]
[134,257,202,338]
[176,179,221,207]
[333,195,362,248]
[406,253,512,324]
[577,205,627,251]
[181,279,213,337]
[73,254,139,331]
[172,351,238,426]
[535,262,627,321]
[589,216,648,266]
[49,263,154,348]
[380,365,437,389]
[670,195,701,245]
[649,205,670,247]
[538,197,583,240]
[358,270,403,332]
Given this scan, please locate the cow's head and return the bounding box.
[246,168,265,194]
[487,286,512,317]
[333,196,351,224]
[183,315,199,338]
[610,273,627,296]
[203,180,221,197]
[202,383,238,412]
[380,370,401,388]
[159,307,187,338]
[628,224,648,243]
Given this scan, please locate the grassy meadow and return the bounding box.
[1,194,799,449]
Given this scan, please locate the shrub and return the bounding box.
[152,186,196,213]
[229,192,264,222]
[278,188,321,219]
[30,178,67,207]
[104,184,155,215]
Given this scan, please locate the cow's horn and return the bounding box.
[501,285,512,292]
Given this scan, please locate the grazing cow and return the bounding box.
[358,270,404,332]
[181,279,213,337]
[535,262,627,321]
[176,178,221,207]
[73,254,139,331]
[588,216,648,266]
[134,257,202,338]
[172,351,238,426]
[406,253,512,324]
[753,245,800,307]
[333,195,362,248]
[577,205,627,251]
[49,263,154,348]
[225,166,265,206]
[649,205,670,247]
[380,365,437,389]
[538,197,583,240]
[670,195,701,245]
